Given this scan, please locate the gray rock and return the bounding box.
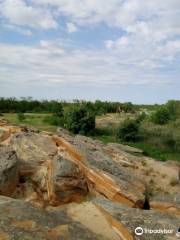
[0,196,107,240]
[94,198,180,240]
[71,135,145,206]
[51,155,88,203]
[11,132,57,168]
[0,146,19,196]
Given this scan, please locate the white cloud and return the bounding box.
[2,23,33,36]
[30,0,180,66]
[1,0,180,43]
[0,0,58,29]
[40,40,50,47]
[105,40,114,49]
[0,40,177,89]
[0,0,180,93]
[116,36,129,47]
[31,0,180,39]
[66,22,77,33]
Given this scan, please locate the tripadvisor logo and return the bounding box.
[135,227,174,236]
[135,227,143,236]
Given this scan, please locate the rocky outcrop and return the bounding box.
[0,195,178,240]
[54,134,145,207]
[48,155,88,205]
[0,146,19,196]
[0,196,109,240]
[151,193,180,215]
[0,122,179,239]
[94,198,180,240]
[11,132,57,168]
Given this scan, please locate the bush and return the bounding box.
[17,112,26,121]
[51,102,64,117]
[166,100,180,119]
[136,112,147,123]
[117,119,140,142]
[64,106,95,135]
[121,102,134,113]
[151,107,170,125]
[43,115,64,126]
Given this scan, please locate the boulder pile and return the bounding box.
[0,120,179,239]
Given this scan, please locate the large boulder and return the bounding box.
[9,132,58,205]
[70,135,145,207]
[0,146,19,196]
[151,193,180,215]
[48,155,88,205]
[9,132,89,206]
[0,128,11,142]
[11,132,57,171]
[94,198,180,240]
[0,195,179,240]
[0,196,109,240]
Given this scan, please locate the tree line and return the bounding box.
[0,97,137,115]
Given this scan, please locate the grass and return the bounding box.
[127,142,180,161]
[93,131,180,161]
[94,112,180,161]
[2,113,57,133]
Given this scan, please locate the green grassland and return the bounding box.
[2,113,57,133]
[94,114,180,161]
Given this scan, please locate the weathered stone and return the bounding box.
[9,132,58,205]
[0,122,179,240]
[151,193,180,215]
[48,155,88,205]
[0,196,109,240]
[57,127,74,143]
[0,146,19,196]
[69,135,145,207]
[0,128,11,142]
[94,198,180,240]
[11,132,57,170]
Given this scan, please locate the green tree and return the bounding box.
[64,106,95,135]
[166,100,180,119]
[121,102,134,113]
[51,102,63,117]
[117,119,139,142]
[151,107,170,125]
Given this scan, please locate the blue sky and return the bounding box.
[0,0,180,103]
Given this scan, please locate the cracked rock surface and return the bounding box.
[0,120,179,239]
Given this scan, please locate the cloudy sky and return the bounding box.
[0,0,180,103]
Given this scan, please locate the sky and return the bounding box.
[0,0,180,103]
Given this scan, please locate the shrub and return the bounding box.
[51,102,64,117]
[166,100,180,119]
[136,112,147,124]
[43,115,64,126]
[121,102,134,113]
[64,106,95,135]
[17,112,26,121]
[117,119,140,142]
[151,107,170,125]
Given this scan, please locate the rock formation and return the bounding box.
[0,120,179,239]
